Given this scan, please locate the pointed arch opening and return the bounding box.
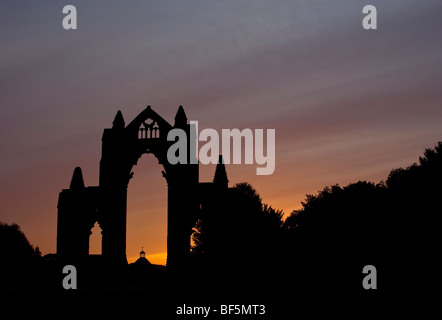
[127,154,167,265]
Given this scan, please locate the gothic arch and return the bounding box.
[57,106,201,271]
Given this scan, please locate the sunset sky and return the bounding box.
[1,1,441,265]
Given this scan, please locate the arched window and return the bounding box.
[89,222,102,255]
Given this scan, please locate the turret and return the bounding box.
[174,105,187,128]
[69,167,85,190]
[213,155,228,188]
[112,110,125,130]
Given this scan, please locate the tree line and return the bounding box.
[191,142,442,292]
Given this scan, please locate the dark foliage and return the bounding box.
[191,182,284,278]
[283,141,442,292]
[0,221,41,288]
[192,142,442,294]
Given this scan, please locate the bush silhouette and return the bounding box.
[192,182,284,279]
[0,222,41,288]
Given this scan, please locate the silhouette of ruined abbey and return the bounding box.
[56,106,230,271]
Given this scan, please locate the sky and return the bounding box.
[1,1,441,265]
